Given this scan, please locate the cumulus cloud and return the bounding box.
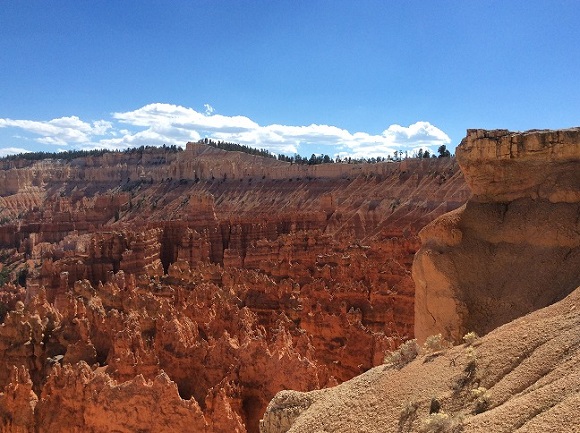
[0,147,31,157]
[0,116,112,147]
[113,103,258,133]
[0,103,451,158]
[92,125,200,151]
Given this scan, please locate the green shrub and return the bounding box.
[454,346,478,391]
[471,387,491,414]
[423,334,452,353]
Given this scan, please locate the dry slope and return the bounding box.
[260,285,580,433]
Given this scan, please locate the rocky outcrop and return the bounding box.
[36,365,209,433]
[457,128,580,202]
[260,285,580,433]
[414,128,580,343]
[0,144,469,432]
[0,366,38,433]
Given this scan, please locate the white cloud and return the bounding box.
[1,103,451,158]
[0,116,112,146]
[113,103,258,133]
[383,121,450,145]
[93,125,200,151]
[92,120,113,135]
[0,147,31,157]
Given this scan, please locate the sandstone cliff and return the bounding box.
[0,145,468,432]
[414,128,580,343]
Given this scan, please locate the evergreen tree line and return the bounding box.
[0,139,451,164]
[202,138,280,160]
[276,153,390,165]
[0,144,182,162]
[203,138,452,164]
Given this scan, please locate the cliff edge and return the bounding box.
[414,128,580,342]
[260,128,580,432]
[457,128,580,203]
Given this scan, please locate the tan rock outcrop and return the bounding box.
[457,128,580,203]
[414,128,580,343]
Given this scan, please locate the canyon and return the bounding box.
[2,127,577,433]
[261,128,580,433]
[0,143,469,432]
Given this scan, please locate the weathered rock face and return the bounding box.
[260,286,580,433]
[0,144,469,432]
[414,128,580,343]
[457,128,580,203]
[36,365,210,433]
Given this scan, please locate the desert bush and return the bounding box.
[462,332,479,346]
[423,334,452,353]
[465,347,477,372]
[453,347,478,391]
[384,339,419,368]
[420,412,464,433]
[399,400,420,430]
[471,387,491,414]
[470,387,486,399]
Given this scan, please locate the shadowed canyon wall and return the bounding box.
[0,143,469,432]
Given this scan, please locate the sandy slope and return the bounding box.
[261,286,580,433]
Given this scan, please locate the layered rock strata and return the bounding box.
[0,144,469,432]
[414,128,580,342]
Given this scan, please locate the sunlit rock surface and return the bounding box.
[0,144,468,432]
[414,128,580,342]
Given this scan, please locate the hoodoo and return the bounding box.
[0,144,468,432]
[260,128,580,433]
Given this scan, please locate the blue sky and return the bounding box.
[1,1,579,158]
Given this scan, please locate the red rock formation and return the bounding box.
[0,366,37,433]
[0,144,469,432]
[414,128,580,343]
[37,364,208,433]
[260,286,580,433]
[260,128,580,433]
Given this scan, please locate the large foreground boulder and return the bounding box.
[414,128,580,342]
